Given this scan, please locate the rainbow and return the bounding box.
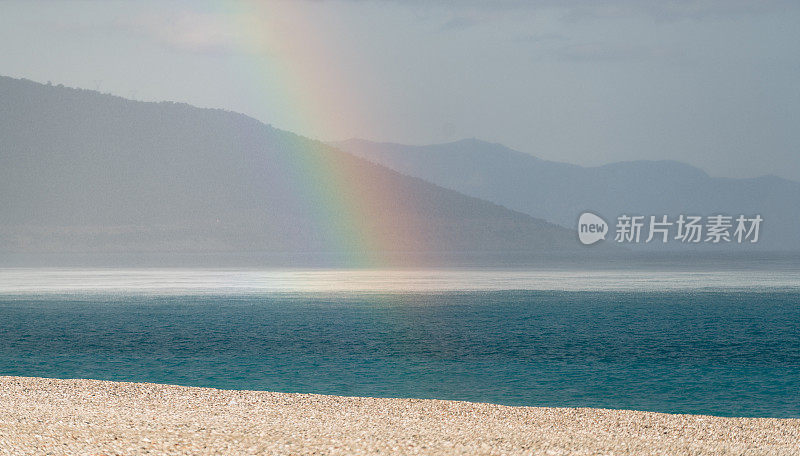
[215,2,424,267]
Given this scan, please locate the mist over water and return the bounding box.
[1,268,799,295]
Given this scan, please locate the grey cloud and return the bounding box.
[439,16,480,32]
[328,0,795,20]
[550,42,663,62]
[514,33,568,44]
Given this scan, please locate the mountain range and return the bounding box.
[0,76,585,266]
[3,75,794,269]
[333,138,800,251]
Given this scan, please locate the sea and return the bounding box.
[1,268,798,418]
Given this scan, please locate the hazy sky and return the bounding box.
[1,0,798,180]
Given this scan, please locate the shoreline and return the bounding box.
[1,376,798,455]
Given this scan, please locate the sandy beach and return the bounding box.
[0,376,797,455]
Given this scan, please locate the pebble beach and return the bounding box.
[0,376,798,455]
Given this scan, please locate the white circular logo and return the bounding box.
[578,212,608,245]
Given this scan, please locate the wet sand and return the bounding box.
[0,376,797,455]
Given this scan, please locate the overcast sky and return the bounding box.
[1,0,798,180]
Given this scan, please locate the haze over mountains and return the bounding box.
[0,76,584,266]
[334,139,800,251]
[2,75,794,269]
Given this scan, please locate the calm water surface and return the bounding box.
[0,269,798,417]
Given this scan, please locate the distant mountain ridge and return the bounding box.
[333,138,800,251]
[0,76,588,266]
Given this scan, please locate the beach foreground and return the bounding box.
[0,377,797,455]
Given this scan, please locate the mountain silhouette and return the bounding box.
[333,138,800,251]
[0,76,587,266]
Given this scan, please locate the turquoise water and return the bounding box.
[1,276,799,417]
